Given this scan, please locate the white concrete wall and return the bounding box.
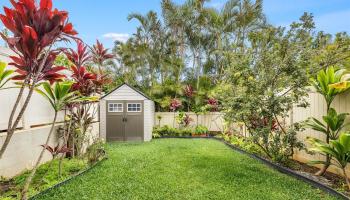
[0,122,99,178]
[0,47,100,178]
[155,112,225,132]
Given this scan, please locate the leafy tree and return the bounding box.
[219,14,315,163]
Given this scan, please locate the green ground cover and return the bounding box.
[34,139,338,200]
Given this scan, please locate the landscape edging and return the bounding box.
[29,157,107,200]
[158,136,349,200]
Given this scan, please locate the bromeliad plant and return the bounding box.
[0,61,14,89]
[308,67,350,175]
[0,0,78,159]
[308,132,350,190]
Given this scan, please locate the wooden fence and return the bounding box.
[154,112,225,132]
[290,90,350,175]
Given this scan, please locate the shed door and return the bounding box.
[106,100,144,141]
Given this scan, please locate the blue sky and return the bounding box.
[1,0,350,48]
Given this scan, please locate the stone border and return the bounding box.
[29,157,107,200]
[159,136,349,200]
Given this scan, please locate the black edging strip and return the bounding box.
[29,157,107,200]
[158,136,349,200]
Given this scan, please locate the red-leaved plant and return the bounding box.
[207,98,219,112]
[64,40,91,68]
[91,40,114,75]
[170,98,182,112]
[0,1,77,199]
[184,85,194,98]
[0,0,78,161]
[41,144,71,158]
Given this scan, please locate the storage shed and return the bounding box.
[99,83,155,142]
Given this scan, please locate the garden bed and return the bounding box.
[0,158,104,200]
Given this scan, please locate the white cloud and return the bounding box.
[103,33,130,43]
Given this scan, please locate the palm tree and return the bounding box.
[21,81,81,199]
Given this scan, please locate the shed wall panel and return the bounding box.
[104,85,147,101]
[100,99,107,140]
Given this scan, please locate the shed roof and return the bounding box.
[101,83,152,100]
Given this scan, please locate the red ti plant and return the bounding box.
[40,144,71,180]
[183,114,193,127]
[170,98,182,127]
[207,98,219,112]
[184,85,194,111]
[64,40,91,68]
[170,98,182,112]
[0,0,78,159]
[70,65,97,96]
[91,40,114,75]
[184,85,194,98]
[41,144,71,158]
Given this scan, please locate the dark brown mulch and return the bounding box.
[288,160,350,196]
[0,179,15,195]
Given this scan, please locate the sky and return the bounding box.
[1,0,350,48]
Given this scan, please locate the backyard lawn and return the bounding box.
[34,139,337,200]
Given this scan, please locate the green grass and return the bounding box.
[34,139,338,200]
[1,159,88,200]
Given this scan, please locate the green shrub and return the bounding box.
[85,138,106,165]
[194,125,208,135]
[152,125,192,137]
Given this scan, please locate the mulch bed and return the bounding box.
[289,160,350,196]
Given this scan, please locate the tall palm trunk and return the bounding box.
[21,112,58,200]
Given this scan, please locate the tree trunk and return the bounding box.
[0,46,52,160]
[316,103,332,176]
[21,112,58,200]
[0,82,35,159]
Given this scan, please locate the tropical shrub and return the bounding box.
[307,67,350,175]
[306,108,349,141]
[176,112,193,127]
[22,81,80,199]
[0,0,77,160]
[85,138,106,165]
[194,125,209,135]
[308,132,350,189]
[152,125,192,137]
[226,135,264,155]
